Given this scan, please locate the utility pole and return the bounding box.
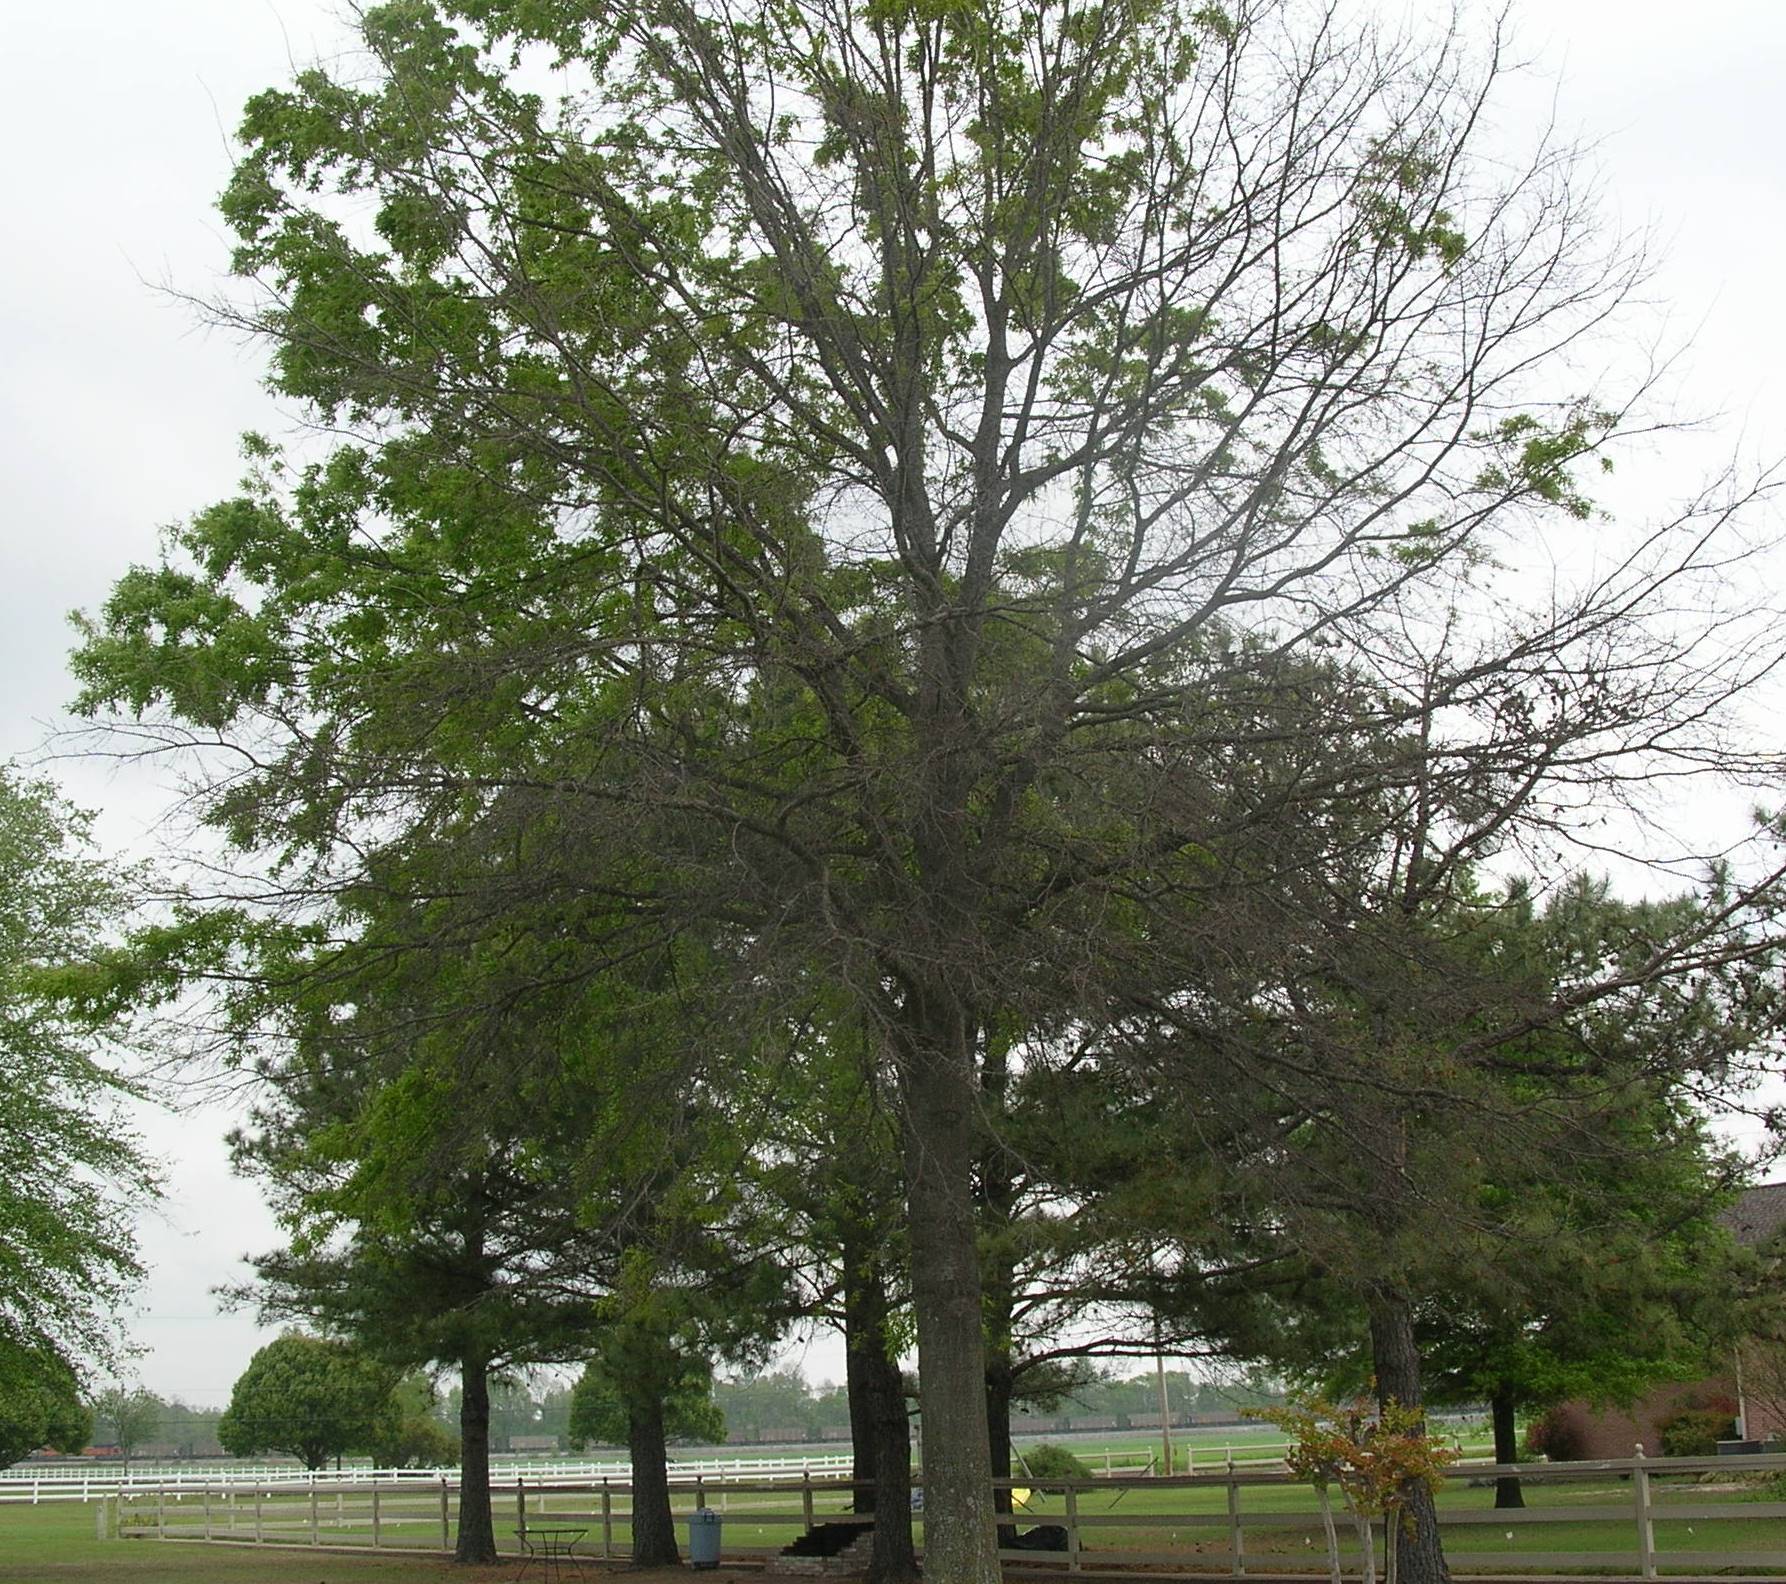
[1154,1315,1173,1477]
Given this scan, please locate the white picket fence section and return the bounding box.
[0,1450,856,1504]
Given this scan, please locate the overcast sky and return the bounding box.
[3,1,1784,1410]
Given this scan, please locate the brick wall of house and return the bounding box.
[1543,1379,1738,1460]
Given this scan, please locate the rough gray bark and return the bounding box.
[455,1351,497,1564]
[900,1011,999,1584]
[1369,1293,1449,1584]
[627,1395,680,1566]
[842,1226,918,1584]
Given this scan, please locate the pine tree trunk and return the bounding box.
[847,1271,878,1519]
[1491,1387,1524,1509]
[455,1351,497,1564]
[986,1361,1017,1550]
[866,1366,918,1584]
[899,1008,999,1584]
[1367,1292,1449,1584]
[628,1394,680,1566]
[842,1228,919,1584]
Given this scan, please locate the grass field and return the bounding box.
[5,1457,1780,1581]
[0,1502,516,1582]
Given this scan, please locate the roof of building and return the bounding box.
[1723,1181,1786,1247]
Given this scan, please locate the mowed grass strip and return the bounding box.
[9,1463,1779,1580]
[0,1500,512,1581]
[999,1472,1785,1572]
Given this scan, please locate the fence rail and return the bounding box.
[7,1429,1455,1503]
[10,1433,1456,1501]
[2,1451,855,1504]
[104,1450,1786,1577]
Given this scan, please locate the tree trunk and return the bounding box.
[1491,1386,1524,1509]
[866,1365,918,1584]
[628,1393,680,1566]
[456,1351,497,1564]
[848,1344,878,1515]
[899,1015,999,1584]
[986,1360,1017,1550]
[979,1032,1020,1552]
[1317,1485,1344,1584]
[841,1225,919,1584]
[1368,1292,1449,1584]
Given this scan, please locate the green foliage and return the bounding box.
[1658,1403,1738,1458]
[0,769,158,1388]
[369,1413,460,1469]
[366,1373,459,1467]
[217,1335,394,1470]
[90,1386,163,1461]
[67,0,1786,1573]
[711,1370,829,1443]
[0,1342,93,1465]
[568,1343,725,1448]
[1019,1443,1092,1490]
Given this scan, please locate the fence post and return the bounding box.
[1633,1444,1657,1581]
[518,1476,528,1545]
[1229,1472,1245,1576]
[803,1469,815,1531]
[204,1484,212,1540]
[255,1484,263,1543]
[1066,1482,1081,1574]
[695,1472,705,1509]
[602,1479,613,1559]
[158,1483,166,1539]
[310,1484,320,1546]
[440,1476,451,1551]
[373,1482,382,1549]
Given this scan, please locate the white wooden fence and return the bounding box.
[105,1449,1786,1577]
[1,1450,853,1504]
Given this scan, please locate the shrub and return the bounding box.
[1019,1443,1092,1491]
[1658,1408,1737,1459]
[1523,1408,1589,1463]
[371,1416,460,1469]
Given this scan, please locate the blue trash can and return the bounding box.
[689,1505,722,1569]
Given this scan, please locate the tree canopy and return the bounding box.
[68,0,1786,1576]
[217,1334,394,1471]
[0,1344,92,1468]
[0,767,158,1442]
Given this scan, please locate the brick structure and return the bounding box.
[769,1520,876,1576]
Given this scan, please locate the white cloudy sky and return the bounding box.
[2,1,1784,1408]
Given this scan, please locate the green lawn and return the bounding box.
[997,1470,1786,1574]
[0,1502,516,1582]
[5,1462,1781,1581]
